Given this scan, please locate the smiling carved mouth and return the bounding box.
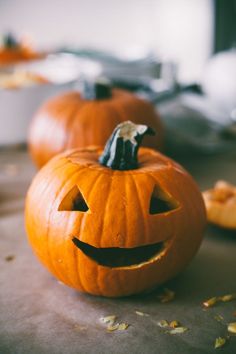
[72,238,165,268]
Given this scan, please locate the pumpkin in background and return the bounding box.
[0,33,42,66]
[25,121,206,297]
[28,79,163,168]
[203,180,236,229]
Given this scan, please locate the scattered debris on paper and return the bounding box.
[214,337,226,349]
[5,254,15,262]
[158,288,175,303]
[228,322,236,334]
[135,311,149,317]
[100,315,129,332]
[203,293,236,308]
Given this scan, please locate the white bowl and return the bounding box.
[0,54,101,146]
[202,50,236,114]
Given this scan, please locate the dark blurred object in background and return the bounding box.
[214,0,236,52]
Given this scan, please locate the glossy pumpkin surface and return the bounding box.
[25,124,206,297]
[29,88,163,168]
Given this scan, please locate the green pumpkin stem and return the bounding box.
[80,78,112,100]
[99,121,155,170]
[2,33,19,49]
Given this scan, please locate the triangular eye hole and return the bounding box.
[149,185,179,215]
[58,186,89,212]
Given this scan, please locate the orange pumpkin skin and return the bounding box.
[0,33,43,66]
[0,47,42,66]
[25,147,206,297]
[28,89,163,168]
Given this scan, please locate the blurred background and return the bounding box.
[0,0,214,83]
[0,0,236,154]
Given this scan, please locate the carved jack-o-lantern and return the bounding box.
[25,121,206,297]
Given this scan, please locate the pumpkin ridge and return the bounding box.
[100,171,115,248]
[78,171,107,294]
[27,156,71,265]
[95,172,117,293]
[38,158,75,282]
[29,101,75,166]
[61,166,93,288]
[65,168,102,291]
[62,100,86,152]
[46,165,88,285]
[132,173,150,246]
[65,101,92,149]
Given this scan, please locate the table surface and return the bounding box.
[0,148,236,354]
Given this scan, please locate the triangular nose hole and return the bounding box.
[58,186,89,212]
[149,185,179,215]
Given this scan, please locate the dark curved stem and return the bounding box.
[99,121,155,170]
[80,78,112,100]
[3,33,19,49]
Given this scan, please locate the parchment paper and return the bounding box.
[0,150,236,354]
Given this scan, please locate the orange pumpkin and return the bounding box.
[203,180,236,229]
[28,79,163,168]
[0,33,42,66]
[25,121,206,297]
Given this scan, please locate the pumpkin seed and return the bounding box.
[228,322,236,334]
[221,293,236,302]
[168,327,188,334]
[169,320,180,328]
[118,323,129,330]
[100,315,116,325]
[203,297,219,308]
[157,320,169,328]
[158,288,175,303]
[135,311,149,317]
[214,337,226,349]
[107,323,119,332]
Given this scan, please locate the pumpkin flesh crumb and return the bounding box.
[214,337,226,349]
[158,288,175,303]
[5,255,15,262]
[135,311,149,317]
[100,315,116,325]
[157,320,188,334]
[203,293,236,308]
[203,297,219,308]
[107,323,129,332]
[168,327,188,335]
[106,323,119,332]
[169,320,180,328]
[74,324,88,331]
[157,320,169,328]
[100,316,129,332]
[228,322,236,334]
[221,294,236,302]
[203,180,236,229]
[214,314,224,323]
